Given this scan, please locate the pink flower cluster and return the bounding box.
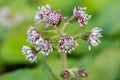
[88,27,102,50]
[22,4,102,63]
[22,46,37,63]
[73,7,91,27]
[34,5,64,28]
[22,27,53,62]
[58,36,78,53]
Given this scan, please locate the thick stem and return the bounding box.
[60,52,67,70]
[60,52,68,80]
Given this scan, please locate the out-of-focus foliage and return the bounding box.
[0,0,120,80]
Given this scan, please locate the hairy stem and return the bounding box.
[60,52,68,80]
[60,53,67,70]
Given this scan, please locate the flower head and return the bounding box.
[73,7,91,27]
[22,46,37,63]
[27,26,41,44]
[34,5,51,23]
[58,36,78,53]
[88,27,102,50]
[34,4,64,28]
[35,39,53,55]
[45,10,62,26]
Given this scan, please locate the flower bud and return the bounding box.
[78,69,88,78]
[61,70,70,78]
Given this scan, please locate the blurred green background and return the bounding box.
[0,0,120,80]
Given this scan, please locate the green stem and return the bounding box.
[60,53,67,70]
[60,52,68,80]
[67,15,76,22]
[62,15,76,32]
[58,27,66,36]
[44,30,58,34]
[62,22,69,32]
[72,28,85,40]
[74,33,82,40]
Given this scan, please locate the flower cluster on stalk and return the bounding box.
[22,4,102,62]
[34,5,65,28]
[22,46,37,63]
[22,26,53,63]
[27,27,41,44]
[22,4,102,79]
[87,27,102,50]
[73,7,91,27]
[35,39,53,55]
[58,36,78,53]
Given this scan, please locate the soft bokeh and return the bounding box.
[0,0,120,80]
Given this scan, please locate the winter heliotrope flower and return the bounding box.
[34,4,65,28]
[73,7,91,27]
[35,38,53,55]
[58,36,78,53]
[22,46,37,63]
[87,27,102,50]
[27,26,41,44]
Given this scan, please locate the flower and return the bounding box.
[34,4,64,28]
[22,46,37,63]
[34,5,51,24]
[35,39,53,55]
[45,10,62,26]
[73,7,91,27]
[27,26,41,44]
[58,36,78,53]
[88,27,102,50]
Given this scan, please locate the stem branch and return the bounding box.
[62,22,69,32]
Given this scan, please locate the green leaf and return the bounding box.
[82,48,120,80]
[0,67,47,80]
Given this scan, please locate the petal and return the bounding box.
[46,4,51,9]
[73,7,77,16]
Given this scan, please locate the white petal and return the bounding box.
[46,4,51,9]
[73,7,77,16]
